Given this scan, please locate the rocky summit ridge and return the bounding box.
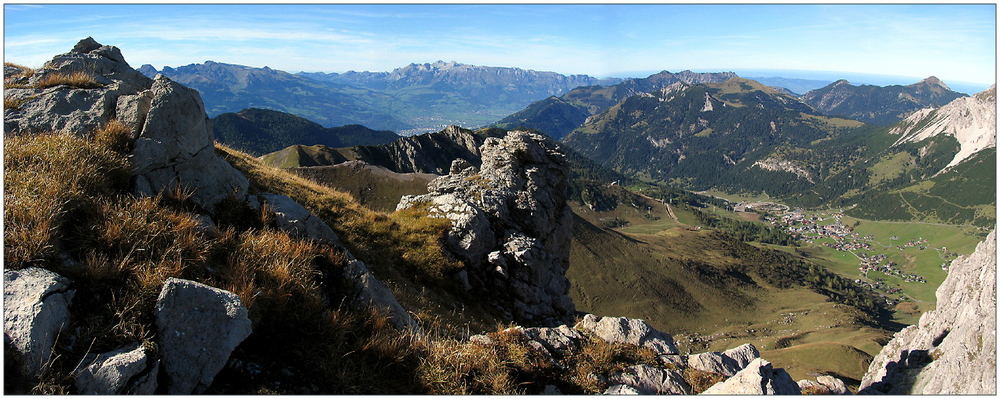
[397,131,575,326]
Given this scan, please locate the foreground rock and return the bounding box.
[74,343,158,394]
[155,278,252,394]
[606,364,691,394]
[4,37,248,210]
[686,343,760,377]
[131,74,250,209]
[860,230,996,394]
[576,314,678,355]
[397,130,574,325]
[797,375,849,394]
[702,358,800,394]
[3,268,75,376]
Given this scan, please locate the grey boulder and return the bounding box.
[3,268,75,376]
[131,75,249,210]
[155,278,252,394]
[257,193,341,244]
[576,314,678,355]
[607,364,691,394]
[687,343,760,377]
[74,343,158,394]
[702,358,800,395]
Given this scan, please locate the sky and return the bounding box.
[4,4,996,87]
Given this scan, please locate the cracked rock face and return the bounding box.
[3,267,75,377]
[155,278,252,394]
[397,130,574,326]
[607,364,691,394]
[860,230,996,395]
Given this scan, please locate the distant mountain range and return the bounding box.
[138,62,409,131]
[494,70,740,139]
[561,77,855,191]
[801,77,966,125]
[140,61,617,133]
[552,73,994,225]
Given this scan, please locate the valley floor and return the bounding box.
[566,190,987,388]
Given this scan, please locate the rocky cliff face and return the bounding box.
[397,131,575,326]
[259,125,506,174]
[890,85,996,171]
[860,230,996,394]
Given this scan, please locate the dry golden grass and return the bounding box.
[218,144,462,282]
[93,119,133,153]
[682,367,727,393]
[4,131,130,268]
[800,384,833,395]
[35,71,102,89]
[5,129,430,394]
[4,95,27,109]
[5,62,36,77]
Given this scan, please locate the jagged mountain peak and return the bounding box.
[914,75,950,90]
[890,83,996,170]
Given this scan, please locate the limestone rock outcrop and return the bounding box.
[155,278,252,394]
[74,343,159,395]
[576,314,679,355]
[860,230,996,395]
[4,38,151,135]
[131,74,249,209]
[397,130,574,325]
[606,364,691,394]
[702,358,801,395]
[797,375,849,394]
[685,343,760,377]
[3,38,248,211]
[3,268,75,376]
[467,315,773,394]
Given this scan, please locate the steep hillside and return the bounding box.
[288,161,435,212]
[789,86,997,226]
[211,108,399,155]
[562,77,862,192]
[139,62,409,130]
[261,126,505,174]
[889,85,996,170]
[801,77,966,126]
[494,70,738,139]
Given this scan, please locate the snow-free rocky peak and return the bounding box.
[890,85,996,171]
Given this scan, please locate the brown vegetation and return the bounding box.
[34,71,102,89]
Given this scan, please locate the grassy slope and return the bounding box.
[287,163,436,212]
[567,203,891,385]
[218,144,504,334]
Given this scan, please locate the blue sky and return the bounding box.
[4,4,996,86]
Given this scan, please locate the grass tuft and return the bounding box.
[35,71,102,89]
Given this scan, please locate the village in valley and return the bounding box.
[733,201,949,308]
